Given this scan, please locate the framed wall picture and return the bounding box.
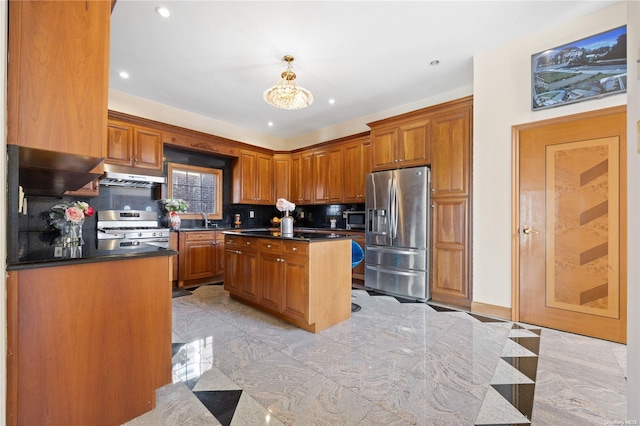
[532,26,627,111]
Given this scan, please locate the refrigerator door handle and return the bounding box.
[390,177,398,240]
[366,264,423,277]
[367,246,419,255]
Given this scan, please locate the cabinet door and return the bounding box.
[343,140,369,203]
[133,127,163,170]
[281,256,309,322]
[213,235,225,276]
[274,154,291,201]
[313,151,329,203]
[370,127,398,171]
[431,109,470,197]
[290,154,302,204]
[7,0,109,158]
[234,151,256,203]
[327,147,344,203]
[259,253,283,311]
[64,179,100,197]
[224,249,242,295]
[241,251,259,302]
[430,197,470,307]
[182,241,216,281]
[106,121,134,166]
[299,152,314,205]
[255,153,274,204]
[398,119,430,167]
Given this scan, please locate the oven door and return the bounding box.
[97,238,169,250]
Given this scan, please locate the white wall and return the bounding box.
[625,0,639,420]
[472,2,627,308]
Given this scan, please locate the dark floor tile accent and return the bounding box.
[194,390,243,426]
[512,324,525,329]
[528,328,541,336]
[172,288,192,298]
[351,303,362,312]
[476,423,530,426]
[172,343,186,358]
[469,313,507,323]
[491,383,536,421]
[509,336,540,355]
[501,356,539,382]
[427,304,459,312]
[184,377,199,391]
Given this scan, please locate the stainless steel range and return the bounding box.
[97,210,170,250]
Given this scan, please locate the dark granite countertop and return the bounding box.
[223,228,356,242]
[7,231,177,271]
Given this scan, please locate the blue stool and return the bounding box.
[351,241,364,312]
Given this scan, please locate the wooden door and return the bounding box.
[327,147,344,203]
[133,127,163,170]
[515,107,626,343]
[300,152,314,205]
[281,255,309,322]
[182,240,215,281]
[213,235,225,276]
[274,154,291,201]
[255,153,274,204]
[370,127,398,171]
[398,119,430,167]
[223,249,241,295]
[259,253,283,312]
[313,150,329,203]
[240,250,259,302]
[290,154,302,204]
[106,121,134,166]
[343,141,363,202]
[431,110,470,197]
[237,151,257,203]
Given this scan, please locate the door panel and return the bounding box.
[516,108,626,343]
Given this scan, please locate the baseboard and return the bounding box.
[471,301,511,320]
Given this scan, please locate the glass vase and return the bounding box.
[169,211,182,231]
[62,220,84,247]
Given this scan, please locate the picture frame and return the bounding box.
[531,26,627,111]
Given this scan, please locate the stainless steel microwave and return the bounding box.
[345,211,366,230]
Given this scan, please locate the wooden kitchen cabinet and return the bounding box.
[342,135,371,203]
[178,230,225,288]
[290,152,314,205]
[273,153,291,201]
[64,178,100,197]
[369,118,430,171]
[106,120,163,171]
[224,234,350,332]
[232,150,274,204]
[313,146,344,204]
[6,257,172,426]
[429,98,472,308]
[7,0,109,160]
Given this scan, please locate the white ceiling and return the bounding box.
[110,0,618,140]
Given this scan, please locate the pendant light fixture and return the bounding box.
[263,55,313,110]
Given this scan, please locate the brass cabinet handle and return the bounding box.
[522,228,539,234]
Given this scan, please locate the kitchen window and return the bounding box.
[168,163,223,220]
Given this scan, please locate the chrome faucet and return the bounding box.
[202,207,209,228]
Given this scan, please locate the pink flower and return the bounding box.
[85,206,95,217]
[65,206,85,223]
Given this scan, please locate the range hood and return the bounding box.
[99,171,166,188]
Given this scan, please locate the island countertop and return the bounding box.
[223,228,358,242]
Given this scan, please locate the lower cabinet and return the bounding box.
[223,235,350,332]
[178,230,225,288]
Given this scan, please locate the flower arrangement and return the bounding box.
[48,201,94,229]
[161,198,189,213]
[276,198,296,215]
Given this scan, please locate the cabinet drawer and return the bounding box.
[260,239,282,253]
[185,231,217,241]
[225,235,240,247]
[239,237,258,250]
[283,241,308,256]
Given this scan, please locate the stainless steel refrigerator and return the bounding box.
[365,166,430,301]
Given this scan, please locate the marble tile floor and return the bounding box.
[123,284,627,425]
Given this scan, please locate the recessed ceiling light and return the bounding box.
[118,71,130,79]
[430,59,440,66]
[155,7,171,18]
[328,99,336,104]
[267,122,274,127]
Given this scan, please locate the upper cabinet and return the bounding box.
[313,147,344,204]
[106,120,163,171]
[369,118,430,171]
[291,152,314,205]
[273,154,291,201]
[7,0,110,194]
[232,150,274,204]
[342,135,371,203]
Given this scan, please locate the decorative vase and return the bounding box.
[61,220,84,247]
[169,211,181,231]
[280,212,294,236]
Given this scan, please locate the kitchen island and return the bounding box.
[223,229,353,332]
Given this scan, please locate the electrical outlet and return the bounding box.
[343,211,347,219]
[249,210,255,218]
[300,211,304,219]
